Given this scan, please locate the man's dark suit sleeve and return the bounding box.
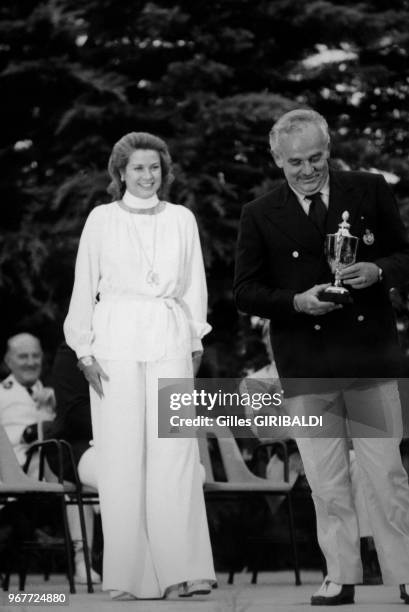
[233,203,297,320]
[49,342,92,440]
[374,174,409,290]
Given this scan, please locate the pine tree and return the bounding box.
[1,0,409,371]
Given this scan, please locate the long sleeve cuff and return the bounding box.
[190,320,212,339]
[74,344,94,360]
[192,337,204,353]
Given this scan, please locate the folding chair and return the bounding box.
[198,426,301,586]
[28,438,98,593]
[0,425,92,593]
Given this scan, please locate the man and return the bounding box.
[0,333,100,584]
[0,333,55,475]
[234,108,409,605]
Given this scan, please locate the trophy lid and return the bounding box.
[337,211,352,237]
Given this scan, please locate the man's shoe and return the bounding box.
[178,580,212,597]
[74,560,101,584]
[311,577,355,606]
[400,584,409,604]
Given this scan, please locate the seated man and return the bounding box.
[0,333,55,477]
[0,333,100,584]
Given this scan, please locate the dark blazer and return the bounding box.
[45,342,92,482]
[234,170,409,385]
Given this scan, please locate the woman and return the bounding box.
[64,132,216,600]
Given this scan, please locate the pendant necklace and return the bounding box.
[118,199,164,286]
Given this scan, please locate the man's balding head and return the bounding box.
[4,333,43,387]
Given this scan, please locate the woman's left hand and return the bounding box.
[192,351,202,377]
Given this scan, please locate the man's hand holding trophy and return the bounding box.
[294,210,381,315]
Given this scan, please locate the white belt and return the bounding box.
[99,292,178,310]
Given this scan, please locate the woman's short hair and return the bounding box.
[269,109,330,156]
[107,132,174,200]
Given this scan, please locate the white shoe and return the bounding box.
[178,580,212,597]
[311,577,355,605]
[74,561,101,584]
[312,578,342,598]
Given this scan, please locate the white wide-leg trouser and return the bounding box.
[90,357,215,598]
[287,380,409,585]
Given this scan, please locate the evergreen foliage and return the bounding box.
[1,0,409,372]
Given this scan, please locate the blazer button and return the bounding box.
[292,251,299,258]
[357,315,365,322]
[314,324,321,331]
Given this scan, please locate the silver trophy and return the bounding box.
[319,211,359,304]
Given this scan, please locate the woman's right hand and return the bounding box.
[78,357,109,398]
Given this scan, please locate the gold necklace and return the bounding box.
[117,199,165,215]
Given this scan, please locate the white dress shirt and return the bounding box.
[0,375,49,465]
[290,177,330,215]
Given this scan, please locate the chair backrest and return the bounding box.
[0,424,34,485]
[0,424,63,493]
[198,426,275,485]
[38,439,99,498]
[197,433,215,483]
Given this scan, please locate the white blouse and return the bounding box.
[64,193,211,361]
